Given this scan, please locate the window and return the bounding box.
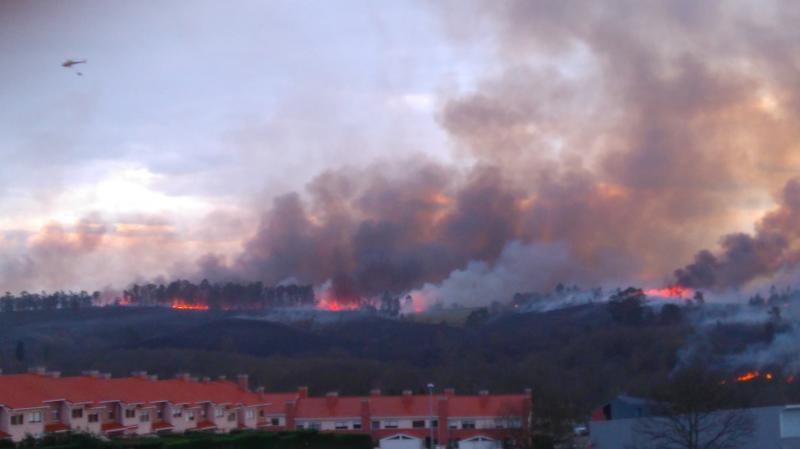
[296,424,305,430]
[125,409,136,419]
[215,407,225,418]
[494,419,506,429]
[172,406,183,418]
[383,420,398,429]
[228,413,236,422]
[200,408,207,418]
[187,411,195,421]
[245,408,255,419]
[309,421,321,430]
[140,412,150,423]
[157,410,164,420]
[462,420,476,429]
[29,411,42,423]
[448,420,458,429]
[431,419,438,428]
[71,409,83,419]
[371,421,380,430]
[413,420,426,428]
[259,409,264,417]
[352,422,361,430]
[271,418,280,426]
[10,415,23,426]
[88,413,99,423]
[107,410,115,420]
[52,409,61,421]
[335,421,349,430]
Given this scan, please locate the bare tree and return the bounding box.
[631,365,755,449]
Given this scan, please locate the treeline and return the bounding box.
[122,280,315,310]
[0,291,98,312]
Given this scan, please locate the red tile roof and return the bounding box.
[101,422,136,432]
[370,395,438,417]
[0,374,267,409]
[447,394,528,417]
[44,422,70,433]
[151,421,174,431]
[194,420,217,430]
[261,393,299,414]
[294,396,364,418]
[0,374,528,423]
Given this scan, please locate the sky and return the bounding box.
[2,1,800,303]
[0,0,468,291]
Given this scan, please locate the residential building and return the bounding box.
[0,370,530,449]
[590,395,800,448]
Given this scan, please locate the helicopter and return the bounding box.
[61,59,87,68]
[62,59,87,76]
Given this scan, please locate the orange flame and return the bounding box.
[316,298,359,312]
[644,285,694,299]
[735,371,774,383]
[170,299,209,311]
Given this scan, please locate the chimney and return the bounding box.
[48,371,61,379]
[437,397,449,443]
[522,389,533,435]
[326,391,339,408]
[175,372,191,381]
[237,374,249,391]
[444,388,455,397]
[101,373,111,379]
[297,386,309,399]
[202,377,211,383]
[29,366,46,375]
[255,386,265,400]
[81,370,100,377]
[370,388,382,397]
[218,375,227,381]
[479,390,489,408]
[285,400,296,430]
[360,399,371,432]
[131,371,148,379]
[149,375,158,381]
[402,390,413,396]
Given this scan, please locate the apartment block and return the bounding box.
[0,370,530,449]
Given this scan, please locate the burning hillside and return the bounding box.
[118,280,315,311]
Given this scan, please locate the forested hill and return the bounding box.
[0,301,794,420]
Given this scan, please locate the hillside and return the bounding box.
[0,302,795,418]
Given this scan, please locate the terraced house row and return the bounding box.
[0,369,531,449]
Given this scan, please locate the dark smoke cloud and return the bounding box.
[201,0,800,300]
[676,178,800,290]
[221,161,524,298]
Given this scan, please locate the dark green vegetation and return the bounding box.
[7,431,371,449]
[0,297,795,420]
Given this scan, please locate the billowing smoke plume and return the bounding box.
[223,163,525,302]
[195,0,800,303]
[676,179,800,290]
